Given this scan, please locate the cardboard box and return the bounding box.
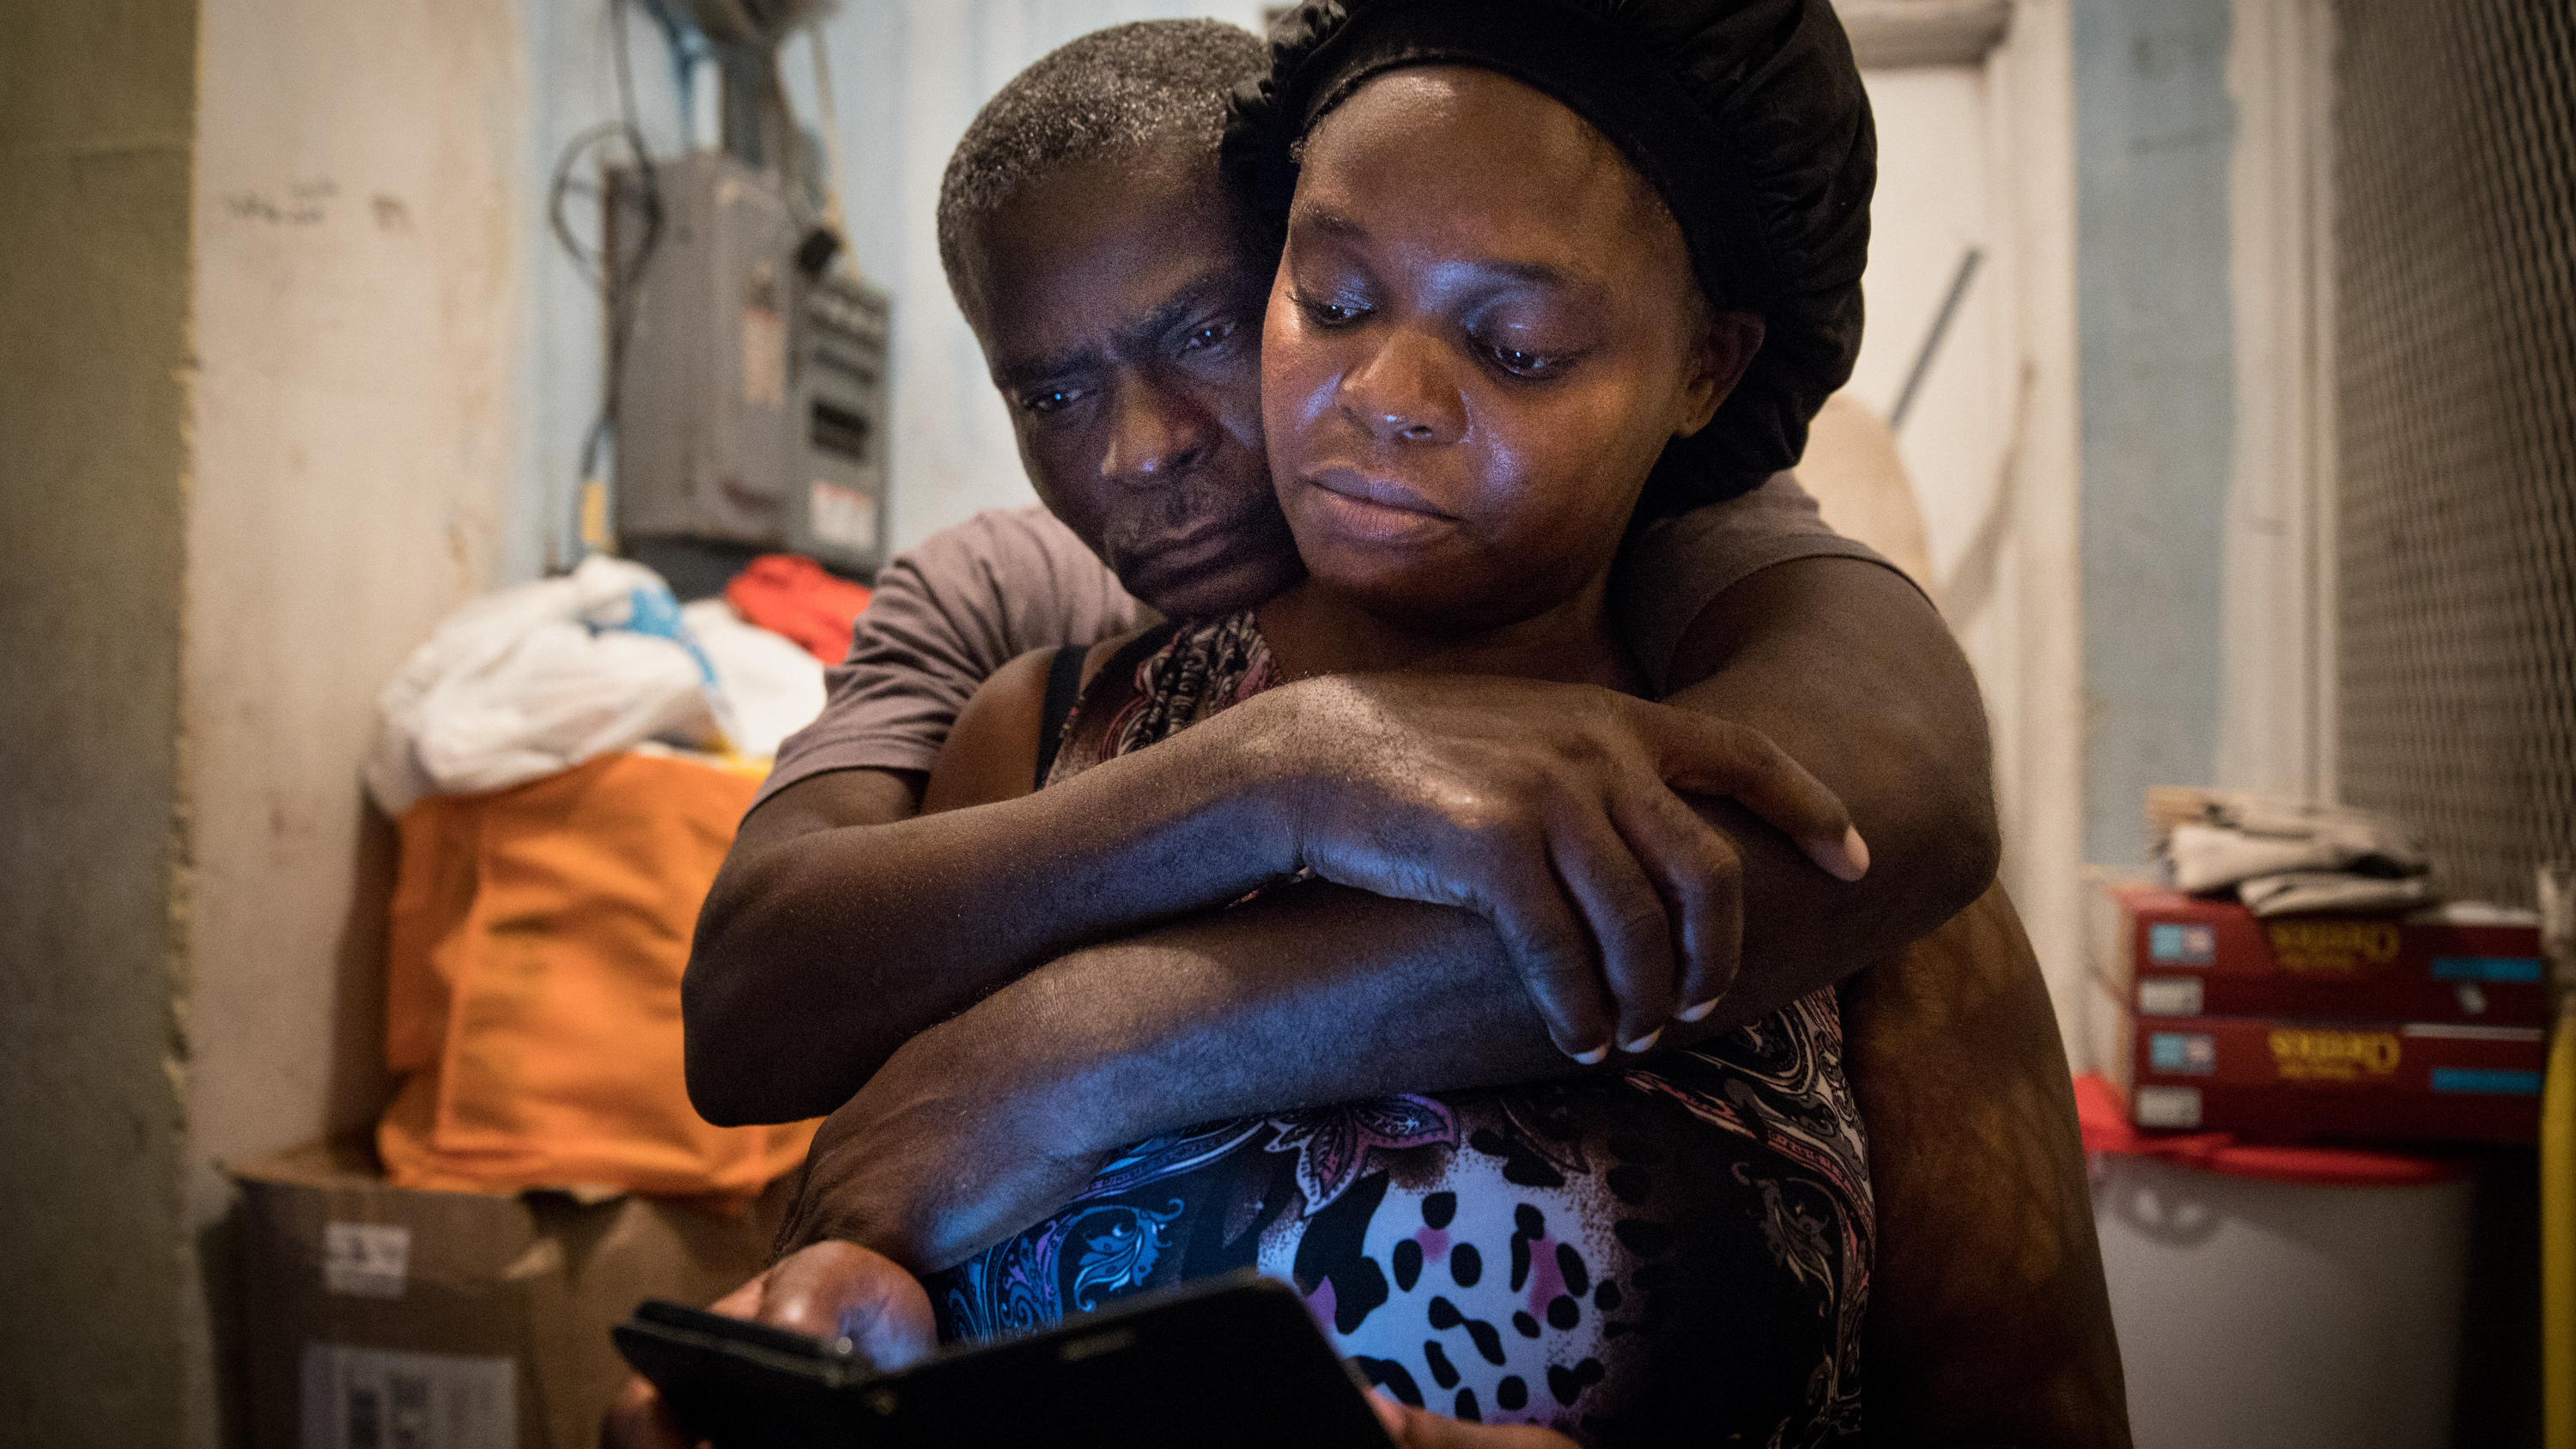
[2105,885,2546,1026]
[2094,990,2545,1144]
[235,1139,791,1449]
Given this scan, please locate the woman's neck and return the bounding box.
[1255,573,1643,693]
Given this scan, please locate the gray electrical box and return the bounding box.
[796,271,891,569]
[607,150,890,575]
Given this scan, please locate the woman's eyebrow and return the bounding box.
[1459,257,1579,291]
[1294,204,1583,295]
[1292,205,1370,243]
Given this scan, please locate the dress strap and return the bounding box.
[1033,642,1090,791]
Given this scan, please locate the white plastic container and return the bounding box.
[2093,1154,2474,1449]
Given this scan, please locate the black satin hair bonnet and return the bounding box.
[1223,0,1876,519]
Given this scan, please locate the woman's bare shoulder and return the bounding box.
[919,624,1160,813]
[920,648,1054,813]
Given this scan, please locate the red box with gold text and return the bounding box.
[2097,996,2543,1144]
[2107,885,2544,1026]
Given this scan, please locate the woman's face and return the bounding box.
[1261,66,1751,632]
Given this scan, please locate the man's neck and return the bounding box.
[1255,575,1642,693]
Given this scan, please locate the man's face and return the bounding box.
[957,143,1301,618]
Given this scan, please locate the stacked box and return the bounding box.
[2111,885,2547,1024]
[2095,885,2547,1145]
[234,1140,789,1449]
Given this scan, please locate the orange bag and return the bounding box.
[379,750,816,1203]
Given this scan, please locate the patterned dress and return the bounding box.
[925,614,1873,1446]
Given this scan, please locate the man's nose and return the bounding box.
[1339,326,1466,446]
[1099,374,1213,484]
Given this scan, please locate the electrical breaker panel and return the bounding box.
[607,150,890,575]
[795,271,890,570]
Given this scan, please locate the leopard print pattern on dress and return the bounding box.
[933,614,1872,1447]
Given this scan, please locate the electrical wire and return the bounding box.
[544,122,648,293]
[636,0,714,149]
[805,21,848,245]
[543,0,668,555]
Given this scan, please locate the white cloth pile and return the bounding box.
[2148,787,2433,916]
[680,596,828,761]
[364,556,826,815]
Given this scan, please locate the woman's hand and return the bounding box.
[600,1241,933,1449]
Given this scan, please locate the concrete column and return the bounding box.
[0,3,204,1446]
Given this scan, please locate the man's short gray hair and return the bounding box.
[936,19,1267,319]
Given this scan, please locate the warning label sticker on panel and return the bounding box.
[300,1343,514,1449]
[808,479,878,553]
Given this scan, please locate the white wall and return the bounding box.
[1845,4,2090,1052]
[184,2,529,1442]
[2214,0,2335,803]
[1848,69,2007,548]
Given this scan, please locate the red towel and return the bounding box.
[724,554,872,664]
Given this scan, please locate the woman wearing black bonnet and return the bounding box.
[907,3,1889,1445]
[1226,0,1876,526]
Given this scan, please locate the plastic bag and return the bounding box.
[681,599,827,759]
[364,557,724,815]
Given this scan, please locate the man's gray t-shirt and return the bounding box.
[752,472,1891,811]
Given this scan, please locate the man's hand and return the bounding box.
[769,1020,1115,1270]
[600,1241,934,1449]
[1267,673,1866,1062]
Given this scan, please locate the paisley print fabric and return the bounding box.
[1040,612,1279,785]
[932,615,1872,1446]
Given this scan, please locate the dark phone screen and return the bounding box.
[617,1271,1397,1448]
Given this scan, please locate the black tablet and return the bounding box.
[614,1269,1397,1448]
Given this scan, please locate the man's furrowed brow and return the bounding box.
[991,270,1250,389]
[992,338,1104,391]
[1111,270,1257,351]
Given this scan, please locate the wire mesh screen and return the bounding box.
[2334,0,2576,907]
